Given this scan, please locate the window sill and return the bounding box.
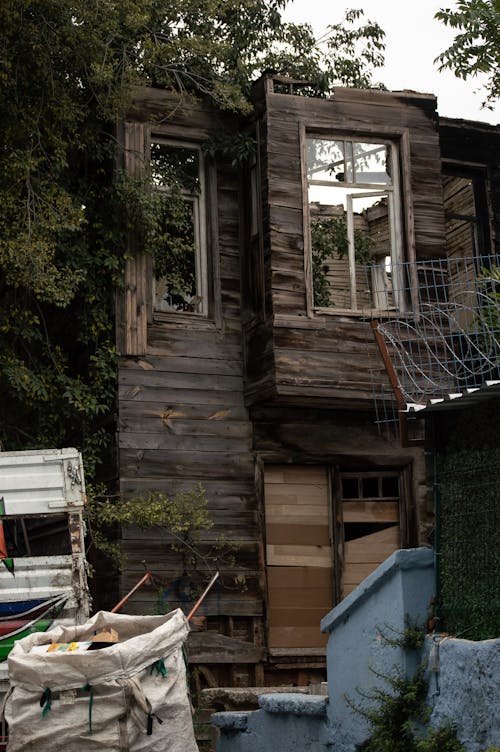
[273,310,414,329]
[313,307,412,319]
[152,311,217,330]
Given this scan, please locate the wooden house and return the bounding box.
[115,76,500,689]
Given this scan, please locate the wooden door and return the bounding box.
[264,466,403,652]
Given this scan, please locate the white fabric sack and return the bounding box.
[5,608,198,752]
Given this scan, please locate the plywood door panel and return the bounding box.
[266,491,331,505]
[266,523,331,546]
[267,566,333,590]
[270,586,333,608]
[268,607,330,628]
[342,525,400,597]
[264,465,333,651]
[264,466,328,486]
[266,501,329,524]
[266,544,332,568]
[344,525,400,562]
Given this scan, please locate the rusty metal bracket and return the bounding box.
[371,319,409,447]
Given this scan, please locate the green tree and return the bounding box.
[260,8,385,93]
[0,1,385,480]
[435,0,500,107]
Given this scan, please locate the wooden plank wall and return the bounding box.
[116,92,263,659]
[442,175,478,330]
[245,83,446,408]
[439,120,500,338]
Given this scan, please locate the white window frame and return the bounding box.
[303,132,406,315]
[151,138,209,317]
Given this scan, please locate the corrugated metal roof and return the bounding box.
[406,380,500,415]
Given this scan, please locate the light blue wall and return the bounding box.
[213,693,330,752]
[321,547,435,751]
[425,635,500,752]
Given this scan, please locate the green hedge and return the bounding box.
[438,448,500,640]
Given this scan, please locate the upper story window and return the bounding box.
[442,167,490,261]
[151,140,208,315]
[305,136,404,313]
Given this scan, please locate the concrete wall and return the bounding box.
[213,694,331,752]
[321,547,435,751]
[425,635,500,752]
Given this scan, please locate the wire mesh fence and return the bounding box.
[363,255,500,434]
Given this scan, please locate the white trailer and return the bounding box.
[0,448,90,694]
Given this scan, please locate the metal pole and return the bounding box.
[187,571,219,622]
[111,565,153,613]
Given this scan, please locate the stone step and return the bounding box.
[201,683,327,712]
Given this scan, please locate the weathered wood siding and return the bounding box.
[116,92,263,652]
[116,121,149,356]
[245,82,445,408]
[113,86,498,683]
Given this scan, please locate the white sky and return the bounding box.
[283,0,499,125]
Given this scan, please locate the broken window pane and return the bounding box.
[307,139,391,186]
[307,139,345,182]
[153,197,199,311]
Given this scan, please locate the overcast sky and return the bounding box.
[283,0,499,125]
